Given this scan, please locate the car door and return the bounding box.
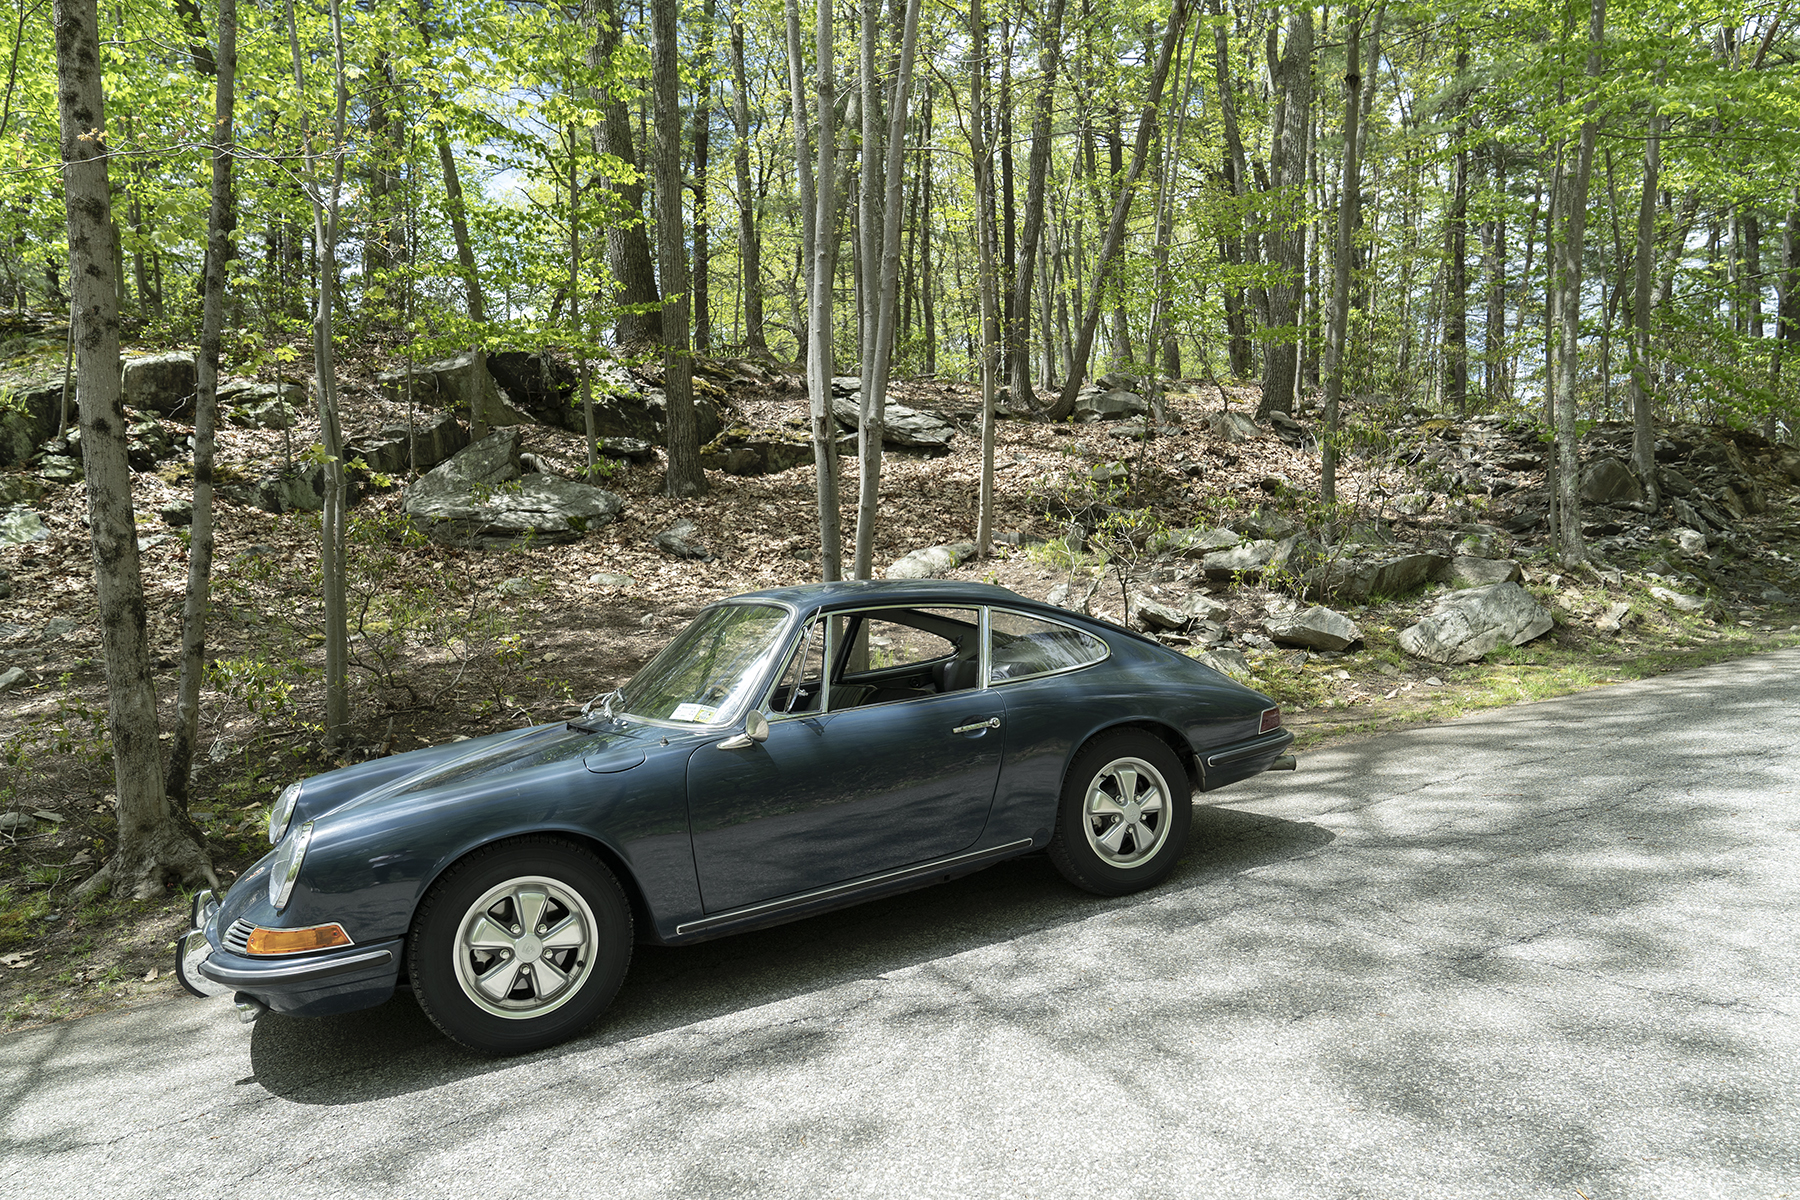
[685,606,1005,914]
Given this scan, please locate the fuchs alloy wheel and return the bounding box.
[409,838,632,1054]
[1048,729,1192,896]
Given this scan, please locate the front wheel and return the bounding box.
[409,837,632,1054]
[1048,730,1192,896]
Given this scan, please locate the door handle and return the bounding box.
[952,717,1001,734]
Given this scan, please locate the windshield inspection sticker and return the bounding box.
[669,703,719,724]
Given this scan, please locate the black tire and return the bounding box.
[1048,729,1192,896]
[409,837,632,1054]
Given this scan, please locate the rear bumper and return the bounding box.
[175,889,404,1018]
[1199,728,1297,790]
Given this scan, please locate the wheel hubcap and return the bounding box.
[453,876,598,1020]
[1082,756,1172,867]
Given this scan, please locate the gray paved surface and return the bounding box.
[4,650,1799,1199]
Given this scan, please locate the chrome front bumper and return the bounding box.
[175,889,231,999]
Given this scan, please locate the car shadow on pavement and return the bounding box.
[244,803,1333,1105]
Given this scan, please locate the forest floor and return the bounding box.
[3,352,1798,1032]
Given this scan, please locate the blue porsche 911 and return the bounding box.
[177,579,1296,1053]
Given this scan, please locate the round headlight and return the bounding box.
[268,821,314,911]
[268,781,302,845]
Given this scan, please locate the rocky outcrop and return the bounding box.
[0,381,61,468]
[1398,582,1554,664]
[829,391,956,451]
[699,427,818,475]
[121,353,196,416]
[1303,551,1449,603]
[1265,605,1362,652]
[403,429,623,547]
[886,542,976,580]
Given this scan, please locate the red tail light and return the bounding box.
[1259,706,1282,733]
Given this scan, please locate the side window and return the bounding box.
[847,615,963,677]
[988,610,1108,684]
[769,620,826,716]
[833,607,981,704]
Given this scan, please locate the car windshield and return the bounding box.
[617,602,790,725]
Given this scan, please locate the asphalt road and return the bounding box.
[4,650,1799,1200]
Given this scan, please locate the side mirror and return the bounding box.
[716,709,770,751]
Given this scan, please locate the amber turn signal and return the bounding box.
[244,923,353,956]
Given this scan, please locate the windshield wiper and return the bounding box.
[568,688,625,733]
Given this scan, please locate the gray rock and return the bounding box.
[700,428,816,475]
[598,437,656,463]
[651,518,712,561]
[1074,389,1148,422]
[37,455,81,485]
[1391,492,1434,516]
[1595,601,1632,634]
[1670,497,1716,533]
[1180,593,1231,624]
[1580,457,1643,504]
[1208,412,1264,442]
[1195,648,1252,682]
[1265,606,1362,652]
[217,378,308,407]
[0,569,10,600]
[0,666,28,694]
[1306,551,1450,603]
[239,398,300,430]
[587,572,636,589]
[41,617,77,642]
[0,381,62,469]
[245,463,327,513]
[1200,538,1285,581]
[1,507,47,544]
[405,430,624,546]
[1164,527,1241,558]
[1648,585,1708,613]
[1135,598,1193,632]
[829,395,956,450]
[0,811,31,832]
[418,473,624,547]
[121,352,196,415]
[1442,556,1523,587]
[0,474,43,507]
[157,497,194,527]
[1762,587,1791,603]
[1398,581,1554,665]
[1659,467,1695,497]
[1452,524,1512,559]
[1673,527,1707,554]
[886,542,976,580]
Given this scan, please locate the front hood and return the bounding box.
[296,722,650,826]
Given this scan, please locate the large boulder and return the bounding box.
[1201,537,1290,581]
[1580,457,1643,504]
[1208,411,1264,442]
[1398,582,1554,665]
[0,381,62,468]
[1441,556,1523,588]
[830,394,955,451]
[486,350,580,430]
[121,352,196,416]
[348,413,469,478]
[1265,605,1362,652]
[886,542,976,580]
[699,427,819,475]
[1074,389,1148,422]
[404,431,623,547]
[1304,551,1449,603]
[1163,527,1241,558]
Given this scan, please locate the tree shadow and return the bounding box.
[243,803,1333,1105]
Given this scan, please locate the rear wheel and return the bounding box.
[409,838,632,1054]
[1048,730,1192,896]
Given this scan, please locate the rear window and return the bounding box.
[988,610,1108,683]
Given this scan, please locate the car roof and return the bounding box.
[728,578,1037,609]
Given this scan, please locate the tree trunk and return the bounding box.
[852,0,923,579]
[1553,0,1606,567]
[1322,1,1368,505]
[284,0,352,741]
[54,0,216,899]
[1444,37,1470,413]
[969,0,1001,556]
[920,84,936,377]
[1051,0,1190,420]
[1006,0,1067,407]
[784,0,815,362]
[166,0,236,806]
[1257,6,1312,418]
[691,0,715,353]
[731,8,766,351]
[650,0,705,497]
[806,0,842,579]
[589,0,662,345]
[1483,143,1507,406]
[1629,78,1662,511]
